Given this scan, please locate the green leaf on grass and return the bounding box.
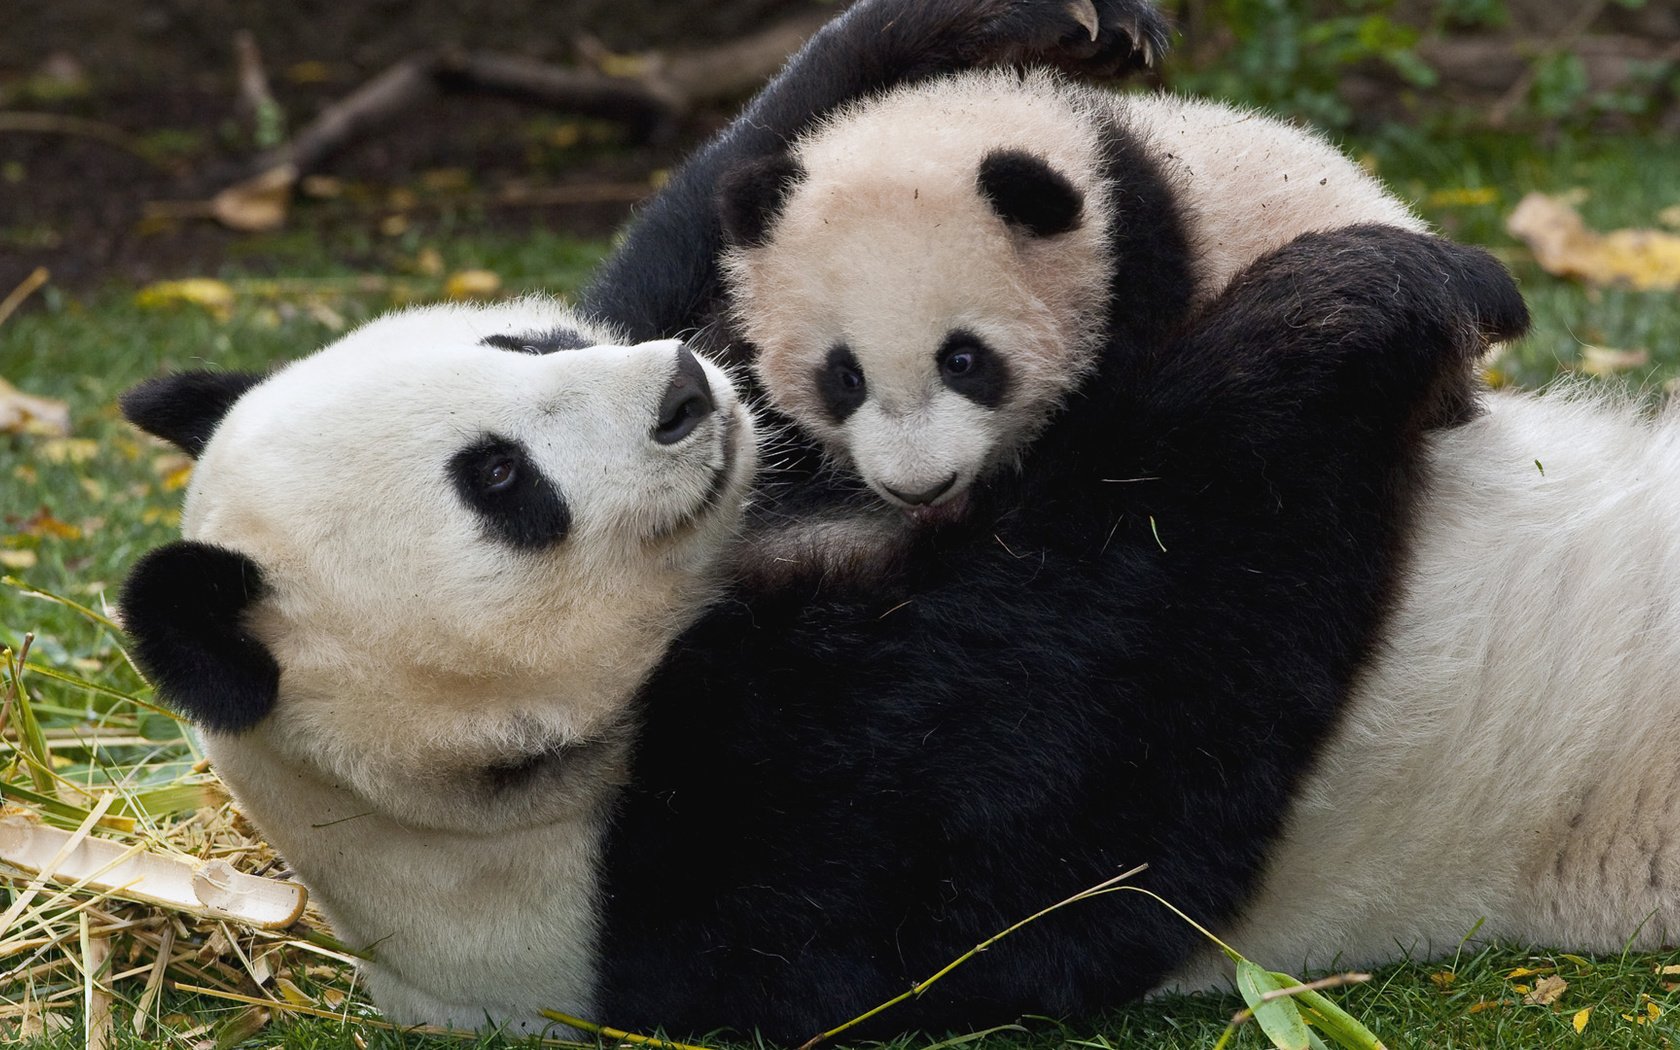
[1236,959,1311,1050]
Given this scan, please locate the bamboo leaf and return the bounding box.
[1295,986,1388,1050]
[1236,960,1310,1050]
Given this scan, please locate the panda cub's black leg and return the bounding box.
[577,0,1171,346]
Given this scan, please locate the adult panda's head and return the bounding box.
[719,69,1114,523]
[116,299,755,827]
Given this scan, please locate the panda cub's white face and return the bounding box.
[723,70,1114,520]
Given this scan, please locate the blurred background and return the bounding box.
[2,0,1678,291]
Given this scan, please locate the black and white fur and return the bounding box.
[718,68,1426,518]
[118,227,1527,1039]
[114,0,1680,1040]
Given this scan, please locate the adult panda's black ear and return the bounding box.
[120,371,264,458]
[978,149,1083,237]
[718,152,806,248]
[119,541,280,732]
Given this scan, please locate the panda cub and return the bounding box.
[116,225,1523,1038]
[719,68,1426,523]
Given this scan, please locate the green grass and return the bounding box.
[5,131,1680,1049]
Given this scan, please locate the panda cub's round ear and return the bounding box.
[977,149,1083,237]
[718,152,807,248]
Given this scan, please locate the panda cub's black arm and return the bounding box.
[1153,223,1526,444]
[575,0,1169,345]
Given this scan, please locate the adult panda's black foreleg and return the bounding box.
[575,0,1171,348]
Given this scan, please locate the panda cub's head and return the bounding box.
[119,299,755,823]
[720,69,1113,522]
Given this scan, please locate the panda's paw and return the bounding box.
[980,0,1171,78]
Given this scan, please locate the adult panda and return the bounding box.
[714,67,1426,523]
[118,225,1518,1039]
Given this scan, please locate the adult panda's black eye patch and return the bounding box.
[448,435,571,549]
[480,327,592,355]
[815,343,868,423]
[937,330,1011,408]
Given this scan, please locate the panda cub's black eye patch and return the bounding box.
[816,343,868,423]
[937,330,1011,408]
[448,435,571,549]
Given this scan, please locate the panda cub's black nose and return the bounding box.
[653,344,715,445]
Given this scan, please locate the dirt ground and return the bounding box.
[5,0,1677,297]
[0,0,819,293]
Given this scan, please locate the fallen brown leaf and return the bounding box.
[1524,974,1568,1006]
[1508,192,1680,291]
[212,164,296,232]
[1577,345,1651,376]
[0,377,70,437]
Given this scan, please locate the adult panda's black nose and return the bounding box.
[653,344,715,445]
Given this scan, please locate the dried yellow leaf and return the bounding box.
[1427,187,1499,208]
[1429,970,1457,989]
[0,549,38,570]
[37,437,97,464]
[1508,192,1680,291]
[212,165,296,232]
[1578,345,1650,377]
[0,377,71,437]
[1468,1000,1502,1014]
[1506,966,1553,979]
[1512,983,1531,994]
[1654,964,1680,975]
[22,510,80,541]
[1573,1007,1590,1033]
[134,278,237,320]
[1524,974,1568,1006]
[444,269,502,300]
[1648,1001,1663,1020]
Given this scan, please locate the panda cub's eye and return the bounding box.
[941,350,977,376]
[816,344,868,424]
[937,331,1011,408]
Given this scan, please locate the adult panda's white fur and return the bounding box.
[121,301,757,1032]
[1173,387,1680,986]
[721,68,1424,515]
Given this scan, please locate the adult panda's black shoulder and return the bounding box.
[593,225,1525,1041]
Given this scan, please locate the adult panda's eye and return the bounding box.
[483,457,518,492]
[449,435,571,549]
[836,364,864,390]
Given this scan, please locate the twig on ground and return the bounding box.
[0,267,50,328]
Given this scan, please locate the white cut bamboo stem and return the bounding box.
[0,817,306,929]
